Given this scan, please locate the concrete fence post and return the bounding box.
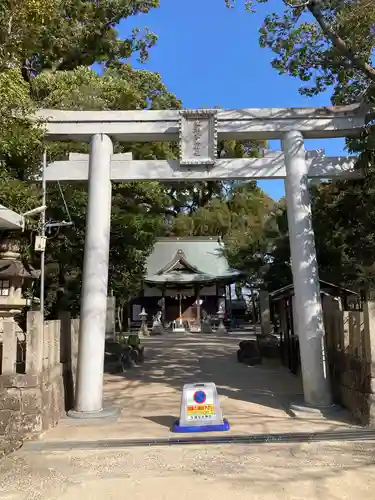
[363,294,375,426]
[2,320,17,373]
[54,320,61,366]
[26,311,43,373]
[58,312,71,364]
[259,291,271,336]
[43,321,49,371]
[71,318,79,390]
[46,320,56,369]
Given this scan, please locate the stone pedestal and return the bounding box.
[172,322,187,333]
[201,317,213,334]
[151,323,163,335]
[151,312,163,335]
[138,323,149,338]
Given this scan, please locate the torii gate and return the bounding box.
[38,104,370,418]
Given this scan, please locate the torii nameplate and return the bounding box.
[179,109,218,166]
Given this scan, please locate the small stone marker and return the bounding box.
[173,382,230,433]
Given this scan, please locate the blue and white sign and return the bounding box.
[173,382,230,433]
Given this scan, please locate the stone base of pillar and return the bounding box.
[67,406,119,420]
[201,322,213,334]
[216,326,227,334]
[138,325,149,337]
[216,320,227,334]
[289,400,343,420]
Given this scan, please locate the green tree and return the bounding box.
[226,0,375,292]
[225,0,375,99]
[29,65,180,316]
[0,0,159,79]
[171,177,276,288]
[0,69,43,213]
[0,0,186,317]
[164,138,268,223]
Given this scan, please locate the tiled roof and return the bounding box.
[145,237,243,285]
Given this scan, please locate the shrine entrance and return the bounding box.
[39,103,369,416]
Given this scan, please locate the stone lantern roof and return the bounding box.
[0,239,40,280]
[0,259,40,280]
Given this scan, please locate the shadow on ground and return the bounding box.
[102,334,353,431]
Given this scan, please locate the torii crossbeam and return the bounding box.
[36,102,371,141]
[44,150,361,182]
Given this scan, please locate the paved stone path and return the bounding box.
[34,334,356,442]
[1,334,374,499]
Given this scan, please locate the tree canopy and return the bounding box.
[226,0,375,293]
[8,0,374,318]
[35,64,182,315]
[0,1,182,317]
[226,0,375,99]
[0,0,159,78]
[0,0,271,318]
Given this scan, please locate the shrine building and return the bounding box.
[130,236,244,328]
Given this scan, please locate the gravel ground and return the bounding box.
[1,334,371,499]
[1,440,375,499]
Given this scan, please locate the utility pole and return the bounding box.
[40,150,47,324]
[35,150,73,326]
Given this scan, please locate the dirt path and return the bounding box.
[1,440,375,499]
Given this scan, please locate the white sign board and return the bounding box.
[179,109,218,166]
[174,382,229,432]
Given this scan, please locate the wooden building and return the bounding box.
[269,280,361,375]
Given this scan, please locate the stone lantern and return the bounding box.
[0,239,40,340]
[138,307,149,337]
[216,304,227,334]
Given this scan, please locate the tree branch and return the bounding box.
[307,1,375,83]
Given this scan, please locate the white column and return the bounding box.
[282,130,332,407]
[74,134,113,414]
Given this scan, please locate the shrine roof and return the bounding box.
[145,237,243,285]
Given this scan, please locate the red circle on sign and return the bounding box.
[193,390,206,404]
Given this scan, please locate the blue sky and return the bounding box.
[118,0,346,200]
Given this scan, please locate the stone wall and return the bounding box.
[323,294,375,425]
[0,311,79,450]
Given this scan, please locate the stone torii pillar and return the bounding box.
[70,134,113,417]
[69,138,132,418]
[282,130,332,408]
